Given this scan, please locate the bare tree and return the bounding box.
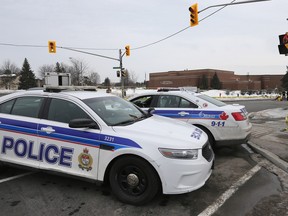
[69,58,89,85]
[128,70,138,86]
[38,64,54,78]
[0,60,20,74]
[124,70,138,88]
[85,72,101,85]
[0,60,20,89]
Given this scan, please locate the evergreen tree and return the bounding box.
[281,68,288,91]
[18,58,36,90]
[211,72,222,89]
[54,62,62,73]
[54,62,66,73]
[199,74,208,90]
[104,77,111,87]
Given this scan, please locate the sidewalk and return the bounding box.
[247,107,288,173]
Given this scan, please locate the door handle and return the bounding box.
[178,111,189,116]
[41,126,55,134]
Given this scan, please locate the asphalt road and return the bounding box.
[226,99,288,113]
[1,144,286,216]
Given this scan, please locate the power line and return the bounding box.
[0,0,238,52]
[131,0,237,50]
[0,42,46,48]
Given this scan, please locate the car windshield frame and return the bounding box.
[196,94,227,107]
[83,96,148,126]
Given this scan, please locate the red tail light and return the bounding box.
[232,112,246,121]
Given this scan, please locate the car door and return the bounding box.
[38,97,100,180]
[0,96,44,168]
[150,95,199,122]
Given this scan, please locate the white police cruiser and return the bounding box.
[0,87,214,205]
[129,88,252,147]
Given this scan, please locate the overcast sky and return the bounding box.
[1,0,287,83]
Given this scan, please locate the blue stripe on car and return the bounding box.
[153,110,224,119]
[0,118,141,150]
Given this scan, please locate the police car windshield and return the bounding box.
[83,96,147,126]
[197,94,227,107]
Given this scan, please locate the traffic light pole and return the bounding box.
[119,49,125,98]
[60,46,128,97]
[198,0,270,13]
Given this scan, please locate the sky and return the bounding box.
[0,0,287,83]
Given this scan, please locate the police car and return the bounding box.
[0,87,214,205]
[129,88,252,147]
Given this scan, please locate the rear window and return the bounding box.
[197,94,227,107]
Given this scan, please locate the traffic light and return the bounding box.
[189,3,198,27]
[48,41,56,53]
[125,45,130,56]
[117,71,120,77]
[278,33,288,55]
[121,69,126,77]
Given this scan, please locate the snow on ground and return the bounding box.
[250,108,288,119]
[107,88,279,100]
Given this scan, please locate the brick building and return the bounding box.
[147,69,284,91]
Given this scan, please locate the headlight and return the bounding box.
[158,148,198,159]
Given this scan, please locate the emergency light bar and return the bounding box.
[44,86,97,92]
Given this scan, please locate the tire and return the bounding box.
[109,156,160,205]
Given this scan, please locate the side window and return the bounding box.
[0,99,15,114]
[157,95,198,108]
[157,96,170,107]
[166,96,181,108]
[8,97,43,118]
[179,98,198,108]
[131,96,153,108]
[47,98,90,124]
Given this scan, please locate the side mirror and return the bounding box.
[69,118,99,129]
[147,107,155,115]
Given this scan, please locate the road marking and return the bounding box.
[0,172,33,184]
[198,165,261,216]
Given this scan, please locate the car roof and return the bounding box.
[2,89,114,101]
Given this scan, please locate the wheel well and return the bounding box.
[103,154,162,192]
[193,124,215,146]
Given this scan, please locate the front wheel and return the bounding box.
[109,156,160,205]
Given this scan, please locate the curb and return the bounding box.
[247,141,288,173]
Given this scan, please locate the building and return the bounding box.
[147,69,284,91]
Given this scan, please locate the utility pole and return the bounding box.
[119,49,125,98]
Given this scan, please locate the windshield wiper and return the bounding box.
[111,119,135,126]
[112,114,147,126]
[129,114,148,122]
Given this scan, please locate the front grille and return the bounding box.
[202,141,213,162]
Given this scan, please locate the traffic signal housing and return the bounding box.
[48,41,56,53]
[189,3,198,27]
[121,69,126,77]
[125,45,130,56]
[278,33,288,55]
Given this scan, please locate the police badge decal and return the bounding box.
[78,148,93,171]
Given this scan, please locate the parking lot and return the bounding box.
[1,144,287,216]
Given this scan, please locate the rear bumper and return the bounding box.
[215,132,251,147]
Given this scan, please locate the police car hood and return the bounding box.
[113,115,207,149]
